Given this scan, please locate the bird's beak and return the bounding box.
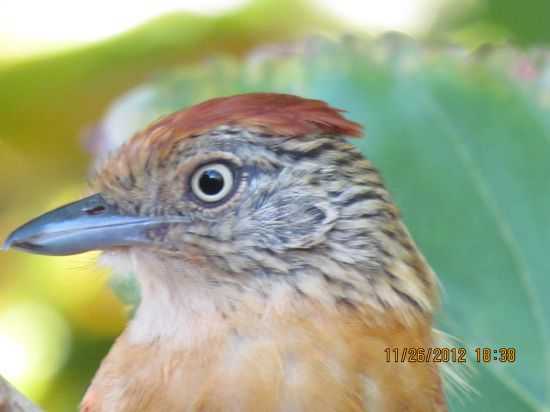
[3,193,168,256]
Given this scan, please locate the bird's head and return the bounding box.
[4,93,437,318]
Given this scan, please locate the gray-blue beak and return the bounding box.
[3,193,166,256]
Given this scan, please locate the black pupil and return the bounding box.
[199,169,225,196]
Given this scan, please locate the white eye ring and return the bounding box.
[190,163,234,203]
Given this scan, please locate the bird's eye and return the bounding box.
[190,163,234,203]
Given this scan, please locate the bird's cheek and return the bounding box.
[183,246,210,266]
[144,223,171,244]
[161,242,210,267]
[145,226,201,261]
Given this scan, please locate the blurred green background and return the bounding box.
[0,0,549,410]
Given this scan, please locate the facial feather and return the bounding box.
[86,93,448,411]
[6,93,448,412]
[93,94,438,328]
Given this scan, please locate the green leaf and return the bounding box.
[98,37,550,411]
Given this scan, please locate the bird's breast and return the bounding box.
[81,308,446,412]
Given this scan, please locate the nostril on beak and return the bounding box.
[84,205,107,216]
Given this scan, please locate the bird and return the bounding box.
[4,93,447,411]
